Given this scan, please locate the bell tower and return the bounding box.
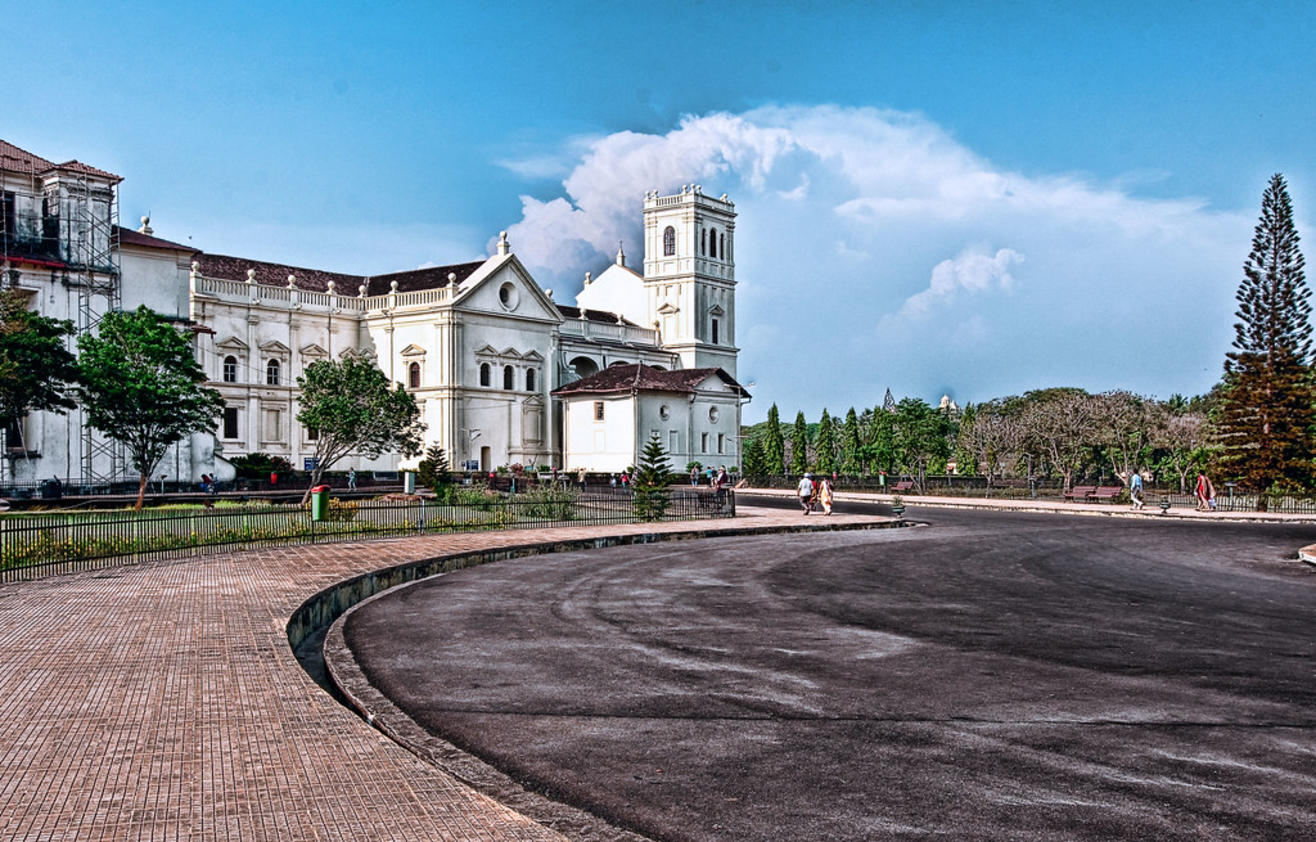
[643,185,737,375]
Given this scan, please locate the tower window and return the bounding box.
[222,355,237,383]
[701,228,707,255]
[480,362,491,387]
[526,368,536,391]
[721,232,726,258]
[266,359,280,386]
[503,365,514,390]
[594,401,605,421]
[712,318,719,345]
[663,225,675,256]
[708,227,717,258]
[408,361,421,389]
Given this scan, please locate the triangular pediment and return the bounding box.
[216,335,249,351]
[500,347,523,360]
[454,255,564,324]
[300,342,328,357]
[656,302,680,315]
[400,343,427,357]
[258,339,291,354]
[522,350,544,363]
[708,304,726,317]
[475,344,499,357]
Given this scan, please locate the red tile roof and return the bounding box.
[551,363,749,397]
[0,140,120,182]
[366,261,484,296]
[115,226,197,253]
[193,252,486,296]
[555,304,641,326]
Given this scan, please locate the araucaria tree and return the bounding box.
[632,433,672,521]
[790,411,810,474]
[296,355,425,503]
[0,291,79,453]
[764,403,786,475]
[76,306,224,509]
[1217,173,1315,492]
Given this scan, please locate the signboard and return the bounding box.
[304,458,318,471]
[463,460,480,471]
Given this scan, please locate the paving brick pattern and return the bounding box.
[0,507,883,841]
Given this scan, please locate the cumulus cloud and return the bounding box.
[496,105,1255,417]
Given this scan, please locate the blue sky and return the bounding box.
[9,0,1314,421]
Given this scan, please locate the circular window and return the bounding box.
[708,406,720,423]
[498,282,519,311]
[659,404,670,420]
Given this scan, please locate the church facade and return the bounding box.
[2,137,746,483]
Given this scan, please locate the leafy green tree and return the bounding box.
[840,407,863,474]
[296,355,425,504]
[892,398,948,490]
[416,443,453,499]
[814,408,837,474]
[632,433,672,520]
[864,406,897,475]
[75,306,224,509]
[0,291,79,451]
[764,403,786,475]
[1217,173,1315,492]
[953,402,979,474]
[1018,388,1093,491]
[790,411,810,474]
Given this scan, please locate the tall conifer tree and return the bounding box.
[764,403,786,475]
[1217,173,1315,491]
[790,411,810,474]
[815,408,836,474]
[841,407,863,474]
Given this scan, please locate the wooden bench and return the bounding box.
[1063,485,1097,502]
[891,480,915,493]
[1091,485,1124,503]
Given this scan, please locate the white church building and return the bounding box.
[1,138,748,484]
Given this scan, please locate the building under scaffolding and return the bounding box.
[0,140,124,483]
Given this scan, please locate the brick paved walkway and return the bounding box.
[0,506,886,841]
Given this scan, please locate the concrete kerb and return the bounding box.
[1300,544,1316,566]
[297,517,906,842]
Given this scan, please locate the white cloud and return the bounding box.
[497,105,1255,417]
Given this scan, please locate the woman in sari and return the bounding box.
[819,477,834,515]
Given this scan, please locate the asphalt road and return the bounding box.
[340,501,1316,841]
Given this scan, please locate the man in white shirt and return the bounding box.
[797,473,815,515]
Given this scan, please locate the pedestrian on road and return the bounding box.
[819,476,834,515]
[691,466,699,486]
[797,473,815,515]
[347,467,357,491]
[1130,469,1144,510]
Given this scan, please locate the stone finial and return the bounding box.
[720,193,728,201]
[615,311,625,324]
[358,283,367,298]
[447,272,457,287]
[190,260,200,276]
[695,184,702,194]
[583,271,592,286]
[497,230,510,256]
[327,280,336,295]
[616,241,625,267]
[287,274,297,288]
[138,215,153,235]
[390,280,399,293]
[545,288,553,299]
[245,268,256,284]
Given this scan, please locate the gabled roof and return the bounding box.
[555,304,641,326]
[552,363,750,398]
[366,260,484,296]
[192,252,484,296]
[115,226,196,253]
[0,139,121,182]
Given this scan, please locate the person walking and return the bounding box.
[1195,472,1212,511]
[819,476,834,515]
[347,467,357,491]
[1129,469,1144,510]
[691,466,700,486]
[797,472,815,515]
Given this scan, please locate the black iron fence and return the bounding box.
[0,486,734,582]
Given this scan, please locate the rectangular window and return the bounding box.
[669,430,678,453]
[701,432,709,453]
[264,409,280,441]
[222,407,239,439]
[711,318,719,345]
[307,426,319,441]
[593,401,605,421]
[718,433,725,454]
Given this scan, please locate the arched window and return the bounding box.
[222,355,237,383]
[663,225,676,256]
[701,228,707,255]
[720,232,726,258]
[480,362,491,387]
[266,359,280,386]
[408,361,421,389]
[525,368,536,391]
[503,365,514,390]
[708,227,717,258]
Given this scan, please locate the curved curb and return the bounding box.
[1300,544,1316,566]
[309,520,903,842]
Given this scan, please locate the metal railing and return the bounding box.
[0,486,734,582]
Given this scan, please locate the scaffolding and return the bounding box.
[1,145,124,482]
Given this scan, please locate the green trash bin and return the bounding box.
[310,485,330,521]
